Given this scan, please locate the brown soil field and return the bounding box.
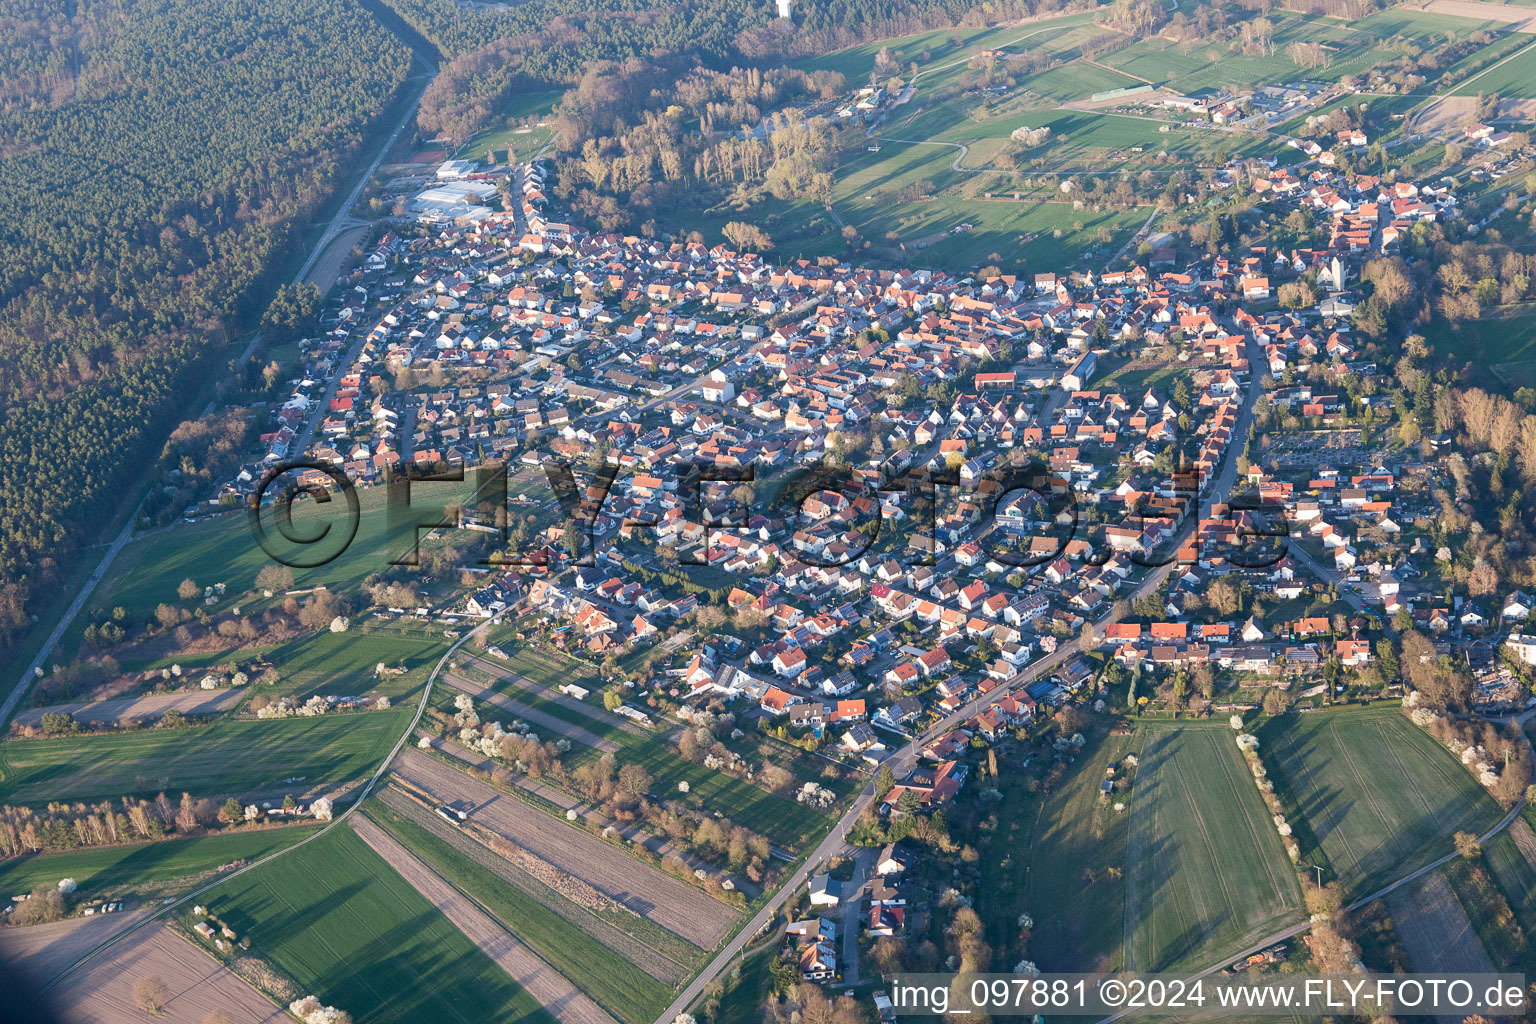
[350,817,617,1024]
[13,690,243,731]
[0,908,154,986]
[45,923,287,1023]
[390,748,735,947]
[375,786,697,984]
[1387,870,1494,1023]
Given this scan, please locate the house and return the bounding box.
[875,843,910,876]
[1504,591,1533,621]
[786,917,837,944]
[1507,634,1536,667]
[867,903,905,937]
[808,874,841,907]
[798,940,837,981]
[773,647,808,677]
[760,686,799,716]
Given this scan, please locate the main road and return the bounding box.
[652,337,1268,1024]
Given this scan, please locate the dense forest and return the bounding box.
[382,0,1033,146]
[0,0,410,646]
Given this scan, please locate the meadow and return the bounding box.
[1123,724,1304,972]
[211,825,553,1024]
[1258,708,1503,898]
[365,796,678,1024]
[0,708,409,804]
[257,628,448,700]
[0,825,319,897]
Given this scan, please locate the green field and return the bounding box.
[1017,61,1143,101]
[75,481,478,653]
[365,797,677,1023]
[1426,309,1536,365]
[1124,724,1304,972]
[1259,708,1504,898]
[259,628,448,700]
[1454,39,1536,96]
[1484,826,1536,935]
[0,825,319,897]
[792,12,1097,86]
[210,825,552,1024]
[1023,731,1139,971]
[0,709,409,803]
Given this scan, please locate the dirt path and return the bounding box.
[12,689,243,731]
[443,673,619,753]
[43,922,287,1023]
[352,817,617,1024]
[391,747,736,947]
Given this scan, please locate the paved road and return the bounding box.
[655,343,1268,1024]
[840,846,875,987]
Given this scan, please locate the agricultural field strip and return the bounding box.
[33,619,498,993]
[48,923,290,1024]
[1271,718,1364,873]
[0,708,409,805]
[374,786,698,982]
[467,652,648,736]
[0,908,155,986]
[1386,870,1498,974]
[391,747,735,947]
[352,816,618,1024]
[240,830,481,1023]
[1097,802,1532,1024]
[12,689,244,729]
[1127,728,1303,972]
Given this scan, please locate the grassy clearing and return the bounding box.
[791,12,1097,84]
[211,824,553,1024]
[74,482,476,653]
[1258,708,1503,898]
[1124,724,1304,972]
[1017,61,1143,101]
[0,709,409,804]
[365,796,677,1023]
[0,825,319,897]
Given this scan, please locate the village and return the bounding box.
[177,128,1536,992]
